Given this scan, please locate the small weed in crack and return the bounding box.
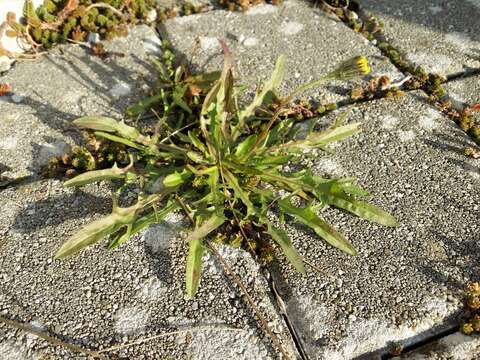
[52,41,398,294]
[461,282,480,335]
[49,40,398,355]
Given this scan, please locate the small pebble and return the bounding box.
[11,94,24,103]
[87,32,100,44]
[146,9,157,23]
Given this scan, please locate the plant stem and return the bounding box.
[97,325,245,354]
[207,243,292,359]
[0,315,106,359]
[175,195,195,224]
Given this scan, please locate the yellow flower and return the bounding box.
[327,56,372,80]
[355,56,372,76]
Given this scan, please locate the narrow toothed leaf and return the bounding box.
[186,151,206,164]
[74,117,146,143]
[74,116,120,132]
[234,54,286,139]
[266,223,305,275]
[307,123,361,145]
[126,93,163,116]
[326,196,399,227]
[94,131,142,149]
[235,134,257,160]
[223,168,256,216]
[185,213,226,298]
[186,238,204,299]
[278,199,357,256]
[108,201,179,250]
[55,205,138,259]
[64,164,130,188]
[188,130,208,154]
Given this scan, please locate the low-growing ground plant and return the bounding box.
[54,40,398,298]
[2,0,271,56]
[461,282,480,335]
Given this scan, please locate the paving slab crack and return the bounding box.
[317,0,480,146]
[265,269,311,360]
[380,325,459,359]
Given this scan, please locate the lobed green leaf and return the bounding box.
[278,199,357,255]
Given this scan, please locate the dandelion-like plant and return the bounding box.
[55,42,397,297]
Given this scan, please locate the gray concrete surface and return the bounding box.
[0,26,296,359]
[278,92,479,359]
[0,0,479,359]
[361,0,480,76]
[160,1,401,104]
[392,332,480,360]
[444,75,480,108]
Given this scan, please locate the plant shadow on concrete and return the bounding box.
[0,32,161,185]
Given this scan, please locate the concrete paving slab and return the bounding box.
[0,25,296,359]
[161,6,480,356]
[269,92,480,358]
[1,4,480,359]
[160,0,401,104]
[444,75,480,108]
[361,0,480,76]
[0,25,164,179]
[392,332,480,360]
[0,179,295,358]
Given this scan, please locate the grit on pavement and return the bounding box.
[0,0,479,359]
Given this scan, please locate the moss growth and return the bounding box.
[43,133,128,178]
[349,75,404,103]
[18,0,280,52]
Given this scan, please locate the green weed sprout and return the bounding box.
[55,43,397,298]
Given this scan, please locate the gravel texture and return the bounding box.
[160,0,401,104]
[0,25,296,359]
[1,1,480,359]
[361,0,480,76]
[444,75,480,109]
